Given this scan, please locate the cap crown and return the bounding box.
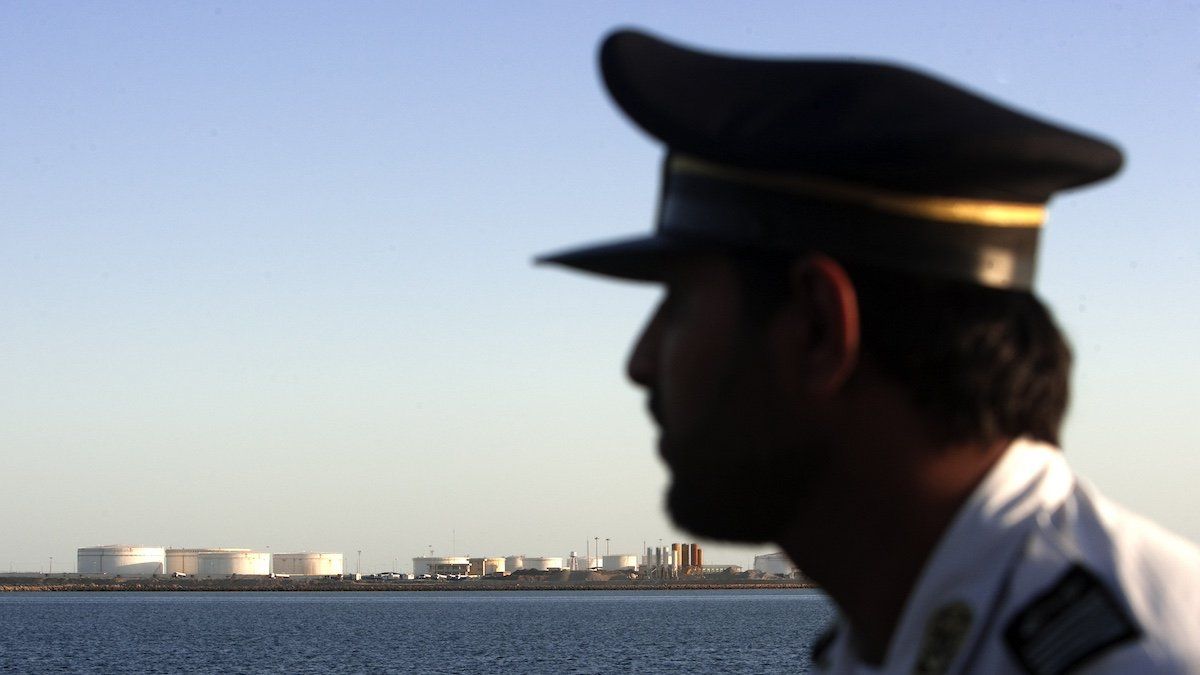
[601,30,1122,202]
[538,30,1123,289]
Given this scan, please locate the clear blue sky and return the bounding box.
[2,1,1198,573]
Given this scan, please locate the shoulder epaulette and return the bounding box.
[1004,564,1140,674]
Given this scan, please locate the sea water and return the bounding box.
[0,589,835,673]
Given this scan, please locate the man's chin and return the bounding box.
[665,480,784,544]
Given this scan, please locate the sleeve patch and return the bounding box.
[1004,564,1140,675]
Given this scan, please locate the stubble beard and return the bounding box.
[659,347,830,544]
[664,429,826,544]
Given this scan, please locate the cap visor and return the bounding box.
[536,234,720,281]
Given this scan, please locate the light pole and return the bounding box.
[657,535,667,578]
[605,538,610,556]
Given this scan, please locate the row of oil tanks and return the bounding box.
[411,554,645,577]
[410,555,567,576]
[76,546,343,577]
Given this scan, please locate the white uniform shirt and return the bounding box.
[815,439,1200,674]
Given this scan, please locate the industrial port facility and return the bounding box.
[66,543,801,580]
[410,543,733,579]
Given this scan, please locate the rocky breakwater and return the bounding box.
[2,571,817,592]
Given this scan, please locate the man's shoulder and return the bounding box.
[1064,478,1200,614]
[1002,476,1200,671]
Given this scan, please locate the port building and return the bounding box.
[567,552,601,571]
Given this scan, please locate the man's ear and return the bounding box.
[769,254,861,398]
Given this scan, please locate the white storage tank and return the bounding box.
[753,551,798,576]
[197,550,271,577]
[272,552,344,576]
[602,554,640,571]
[468,557,506,576]
[165,548,250,576]
[412,556,470,576]
[504,555,525,572]
[77,545,165,577]
[523,556,564,571]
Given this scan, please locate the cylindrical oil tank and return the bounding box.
[522,556,564,571]
[602,554,639,571]
[671,543,682,569]
[468,557,505,575]
[412,556,470,576]
[504,555,525,572]
[197,550,271,577]
[77,545,165,577]
[165,548,250,576]
[753,551,798,576]
[273,552,344,576]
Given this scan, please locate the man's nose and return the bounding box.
[626,304,664,388]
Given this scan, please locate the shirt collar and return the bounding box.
[827,439,1074,672]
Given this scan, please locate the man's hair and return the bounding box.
[735,253,1072,446]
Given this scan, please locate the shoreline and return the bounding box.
[1,577,817,593]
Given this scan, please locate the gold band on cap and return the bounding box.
[670,154,1046,228]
